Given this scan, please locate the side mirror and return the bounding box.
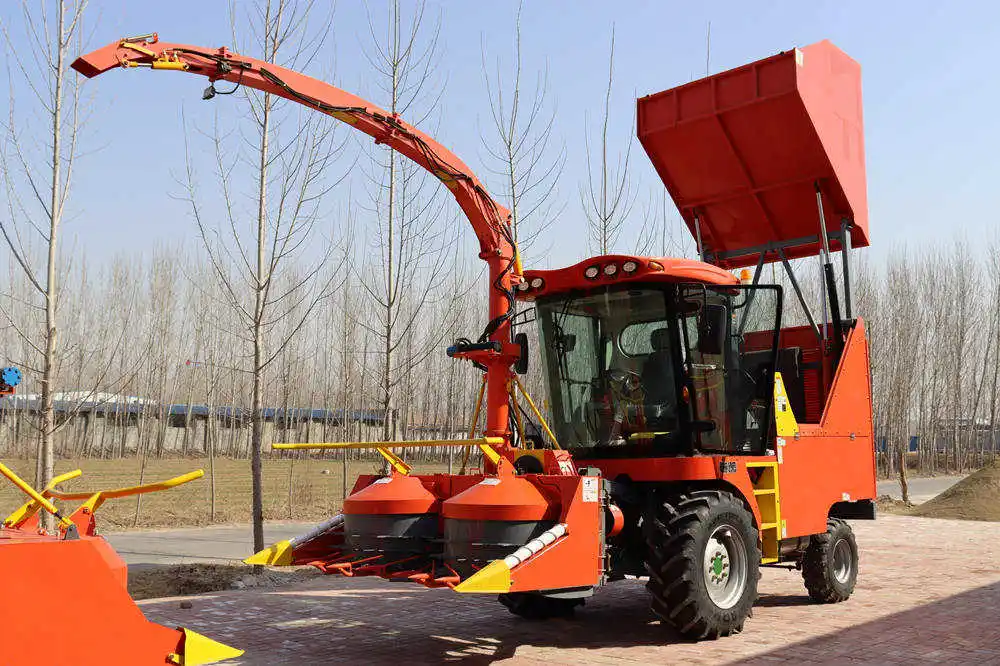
[697,305,726,356]
[554,333,576,354]
[514,332,529,375]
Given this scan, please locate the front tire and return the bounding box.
[802,518,858,603]
[498,592,582,619]
[644,490,760,640]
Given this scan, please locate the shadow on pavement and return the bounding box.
[733,580,1000,664]
[145,577,670,664]
[754,592,815,608]
[143,575,866,665]
[143,575,1000,664]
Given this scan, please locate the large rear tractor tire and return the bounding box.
[802,518,858,603]
[498,592,582,620]
[644,489,760,640]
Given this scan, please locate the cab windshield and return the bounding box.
[535,283,780,458]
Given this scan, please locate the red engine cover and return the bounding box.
[442,476,559,522]
[343,472,438,515]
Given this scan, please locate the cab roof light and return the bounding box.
[622,260,639,274]
[603,263,618,276]
[584,265,600,279]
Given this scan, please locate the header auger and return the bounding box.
[71,35,877,643]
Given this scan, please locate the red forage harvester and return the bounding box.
[70,36,875,642]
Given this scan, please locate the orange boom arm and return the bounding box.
[73,34,519,443]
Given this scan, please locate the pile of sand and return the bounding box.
[910,463,1000,521]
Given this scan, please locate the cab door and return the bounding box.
[677,284,782,454]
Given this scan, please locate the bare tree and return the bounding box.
[882,248,919,501]
[582,26,634,255]
[0,0,89,498]
[180,0,344,556]
[637,190,692,258]
[945,238,978,472]
[479,0,564,262]
[357,0,467,446]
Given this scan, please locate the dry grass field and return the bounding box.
[0,457,452,530]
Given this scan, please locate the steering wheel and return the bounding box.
[607,368,644,404]
[597,368,642,446]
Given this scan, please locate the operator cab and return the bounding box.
[519,256,781,459]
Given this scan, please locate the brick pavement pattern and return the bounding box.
[141,515,1000,664]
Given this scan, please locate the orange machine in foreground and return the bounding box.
[0,369,241,665]
[73,37,875,641]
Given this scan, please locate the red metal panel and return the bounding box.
[0,535,187,665]
[638,40,868,269]
[778,319,877,537]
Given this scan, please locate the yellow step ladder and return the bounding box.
[746,461,782,564]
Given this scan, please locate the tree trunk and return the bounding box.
[898,443,909,504]
[36,2,69,531]
[250,87,273,563]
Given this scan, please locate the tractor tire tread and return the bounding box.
[802,518,858,603]
[644,489,760,641]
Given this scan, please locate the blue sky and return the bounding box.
[4,0,999,268]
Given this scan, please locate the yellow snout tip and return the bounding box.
[170,628,244,665]
[454,559,512,594]
[243,539,294,566]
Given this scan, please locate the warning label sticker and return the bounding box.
[581,477,599,503]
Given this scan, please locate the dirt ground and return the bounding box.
[128,563,322,600]
[0,457,449,529]
[875,494,913,514]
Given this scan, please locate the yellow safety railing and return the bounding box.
[0,462,77,530]
[278,437,415,476]
[375,448,412,476]
[5,468,207,530]
[275,437,504,469]
[3,468,83,528]
[48,469,205,514]
[276,376,559,477]
[510,377,560,450]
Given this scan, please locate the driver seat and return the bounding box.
[642,328,676,428]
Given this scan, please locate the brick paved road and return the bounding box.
[140,515,1000,665]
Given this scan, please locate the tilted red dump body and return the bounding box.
[638,40,868,269]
